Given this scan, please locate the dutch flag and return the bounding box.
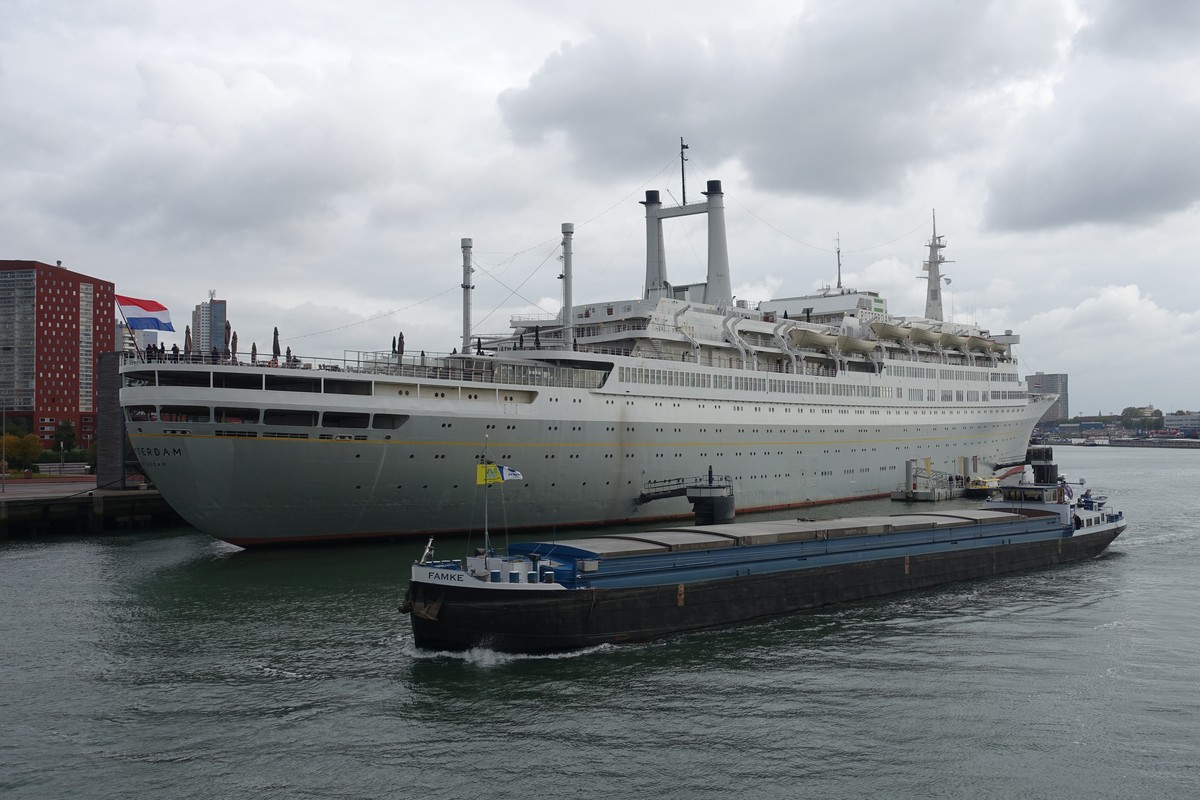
[116,295,175,332]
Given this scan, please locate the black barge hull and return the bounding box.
[409,526,1123,653]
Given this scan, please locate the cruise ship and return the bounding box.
[120,179,1051,546]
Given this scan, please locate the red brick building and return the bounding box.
[0,260,116,449]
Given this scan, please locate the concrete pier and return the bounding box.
[0,480,182,537]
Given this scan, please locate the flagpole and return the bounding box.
[482,435,490,553]
[114,304,144,362]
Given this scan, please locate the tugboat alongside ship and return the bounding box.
[120,167,1050,547]
[403,447,1125,653]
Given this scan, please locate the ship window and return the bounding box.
[322,411,369,428]
[214,372,263,390]
[215,407,260,424]
[123,370,157,387]
[324,379,372,396]
[126,405,157,422]
[160,405,210,423]
[264,409,318,427]
[157,370,211,388]
[265,374,320,393]
[372,414,410,430]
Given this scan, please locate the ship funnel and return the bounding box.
[702,180,731,306]
[642,190,668,300]
[561,222,574,351]
[461,237,474,354]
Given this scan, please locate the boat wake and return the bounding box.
[397,636,616,665]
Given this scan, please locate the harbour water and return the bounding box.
[3,446,1198,799]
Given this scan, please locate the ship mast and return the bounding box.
[921,211,953,321]
[680,137,689,205]
[836,234,843,290]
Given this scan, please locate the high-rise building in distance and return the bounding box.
[191,290,228,356]
[1027,371,1068,423]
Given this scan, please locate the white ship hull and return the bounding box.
[122,351,1049,546]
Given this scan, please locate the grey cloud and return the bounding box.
[984,56,1200,230]
[499,33,728,178]
[499,1,1069,199]
[1076,0,1200,59]
[36,59,403,247]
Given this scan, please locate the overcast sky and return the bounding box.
[4,0,1199,415]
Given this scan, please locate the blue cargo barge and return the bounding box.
[403,479,1125,653]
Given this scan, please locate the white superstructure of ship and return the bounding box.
[120,179,1052,546]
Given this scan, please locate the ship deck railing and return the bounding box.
[119,336,1017,390]
[119,350,607,391]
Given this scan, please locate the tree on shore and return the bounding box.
[53,421,77,451]
[3,433,43,469]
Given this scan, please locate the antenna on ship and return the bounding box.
[836,234,843,290]
[680,137,689,205]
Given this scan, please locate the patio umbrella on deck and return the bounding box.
[224,320,231,352]
[230,331,238,362]
[183,325,192,355]
[286,345,293,366]
[272,327,281,359]
[398,332,405,359]
[251,342,258,364]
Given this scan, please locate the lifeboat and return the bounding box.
[787,327,838,351]
[939,330,969,350]
[869,321,911,343]
[837,334,877,355]
[907,324,940,346]
[967,336,994,353]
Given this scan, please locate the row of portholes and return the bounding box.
[398,442,989,462]
[385,474,815,490]
[392,480,627,490]
[397,389,449,399]
[396,434,988,460]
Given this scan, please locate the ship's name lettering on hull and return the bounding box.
[137,447,183,458]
